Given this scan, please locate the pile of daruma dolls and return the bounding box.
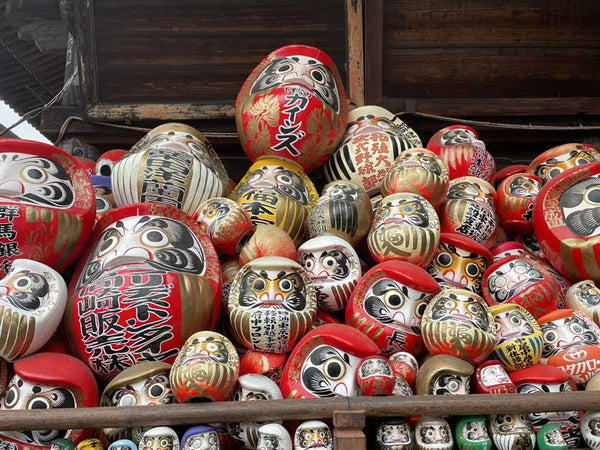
[0,44,600,450]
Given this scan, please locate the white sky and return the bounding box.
[0,99,52,143]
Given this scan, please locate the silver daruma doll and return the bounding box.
[307,180,372,247]
[297,236,361,312]
[236,44,348,173]
[325,105,422,195]
[112,123,228,215]
[367,193,440,266]
[422,289,496,365]
[381,148,449,209]
[0,259,67,361]
[229,256,316,353]
[169,330,239,402]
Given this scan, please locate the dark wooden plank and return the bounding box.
[383,48,600,99]
[0,393,597,431]
[381,97,600,117]
[73,0,99,109]
[346,0,364,106]
[384,0,600,47]
[334,410,366,450]
[364,0,383,104]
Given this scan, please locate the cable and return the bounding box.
[395,111,600,131]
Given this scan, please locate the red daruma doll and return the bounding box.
[0,139,95,273]
[236,45,348,173]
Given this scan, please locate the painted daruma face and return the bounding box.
[375,419,413,450]
[0,259,67,361]
[488,414,535,450]
[181,426,219,450]
[325,106,422,195]
[528,143,600,186]
[169,331,239,403]
[455,416,492,450]
[138,427,179,450]
[236,45,348,173]
[490,303,543,371]
[474,360,516,394]
[422,289,496,365]
[294,420,333,450]
[415,417,453,450]
[298,236,361,312]
[229,256,316,353]
[368,193,440,266]
[256,424,292,450]
[346,261,440,356]
[0,141,95,273]
[566,280,600,325]
[64,204,221,380]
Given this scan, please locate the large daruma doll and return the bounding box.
[63,203,221,380]
[236,45,348,173]
[0,139,95,272]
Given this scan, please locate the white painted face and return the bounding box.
[0,259,67,360]
[256,423,292,450]
[541,313,600,357]
[582,411,600,450]
[0,153,75,208]
[294,420,333,450]
[300,345,361,398]
[489,414,535,450]
[182,431,219,450]
[480,364,512,387]
[298,236,361,312]
[440,128,485,152]
[432,374,470,395]
[0,374,76,445]
[461,420,489,443]
[493,309,536,345]
[517,381,577,427]
[486,259,543,303]
[107,372,173,407]
[139,427,179,450]
[377,421,413,448]
[416,417,452,450]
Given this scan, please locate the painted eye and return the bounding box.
[345,123,359,135]
[148,383,165,399]
[208,435,217,446]
[436,253,453,267]
[324,358,346,381]
[385,293,404,308]
[467,302,481,315]
[279,279,293,292]
[514,263,528,274]
[322,256,337,269]
[276,173,293,185]
[21,165,47,184]
[465,262,480,277]
[14,275,33,290]
[444,299,456,310]
[401,204,415,214]
[4,385,19,408]
[303,256,315,271]
[570,321,584,335]
[117,393,136,407]
[275,63,293,74]
[440,427,448,438]
[206,342,219,352]
[415,301,428,318]
[27,396,51,410]
[447,380,459,392]
[97,235,119,257]
[160,439,169,448]
[586,188,600,205]
[490,275,507,289]
[141,229,169,247]
[253,278,266,291]
[576,157,591,165]
[544,329,558,343]
[96,197,111,214]
[509,314,523,326]
[310,68,326,85]
[548,168,562,178]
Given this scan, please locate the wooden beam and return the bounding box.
[364,0,383,105]
[334,410,366,450]
[0,392,596,431]
[346,0,364,107]
[85,103,236,121]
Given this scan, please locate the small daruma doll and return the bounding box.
[439,177,499,249]
[297,236,361,312]
[375,418,414,450]
[421,289,496,365]
[228,256,316,353]
[426,233,492,295]
[415,354,473,396]
[496,174,540,233]
[527,142,600,186]
[0,259,67,361]
[488,414,535,450]
[294,421,333,450]
[325,105,422,195]
[236,44,348,173]
[280,323,381,399]
[538,309,600,384]
[455,416,492,450]
[355,356,395,396]
[0,139,96,272]
[415,416,453,450]
[381,148,449,208]
[346,261,440,356]
[138,428,179,450]
[489,303,543,371]
[306,181,372,247]
[566,279,600,325]
[169,330,239,402]
[0,352,98,449]
[473,360,516,394]
[426,125,485,155]
[368,193,440,266]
